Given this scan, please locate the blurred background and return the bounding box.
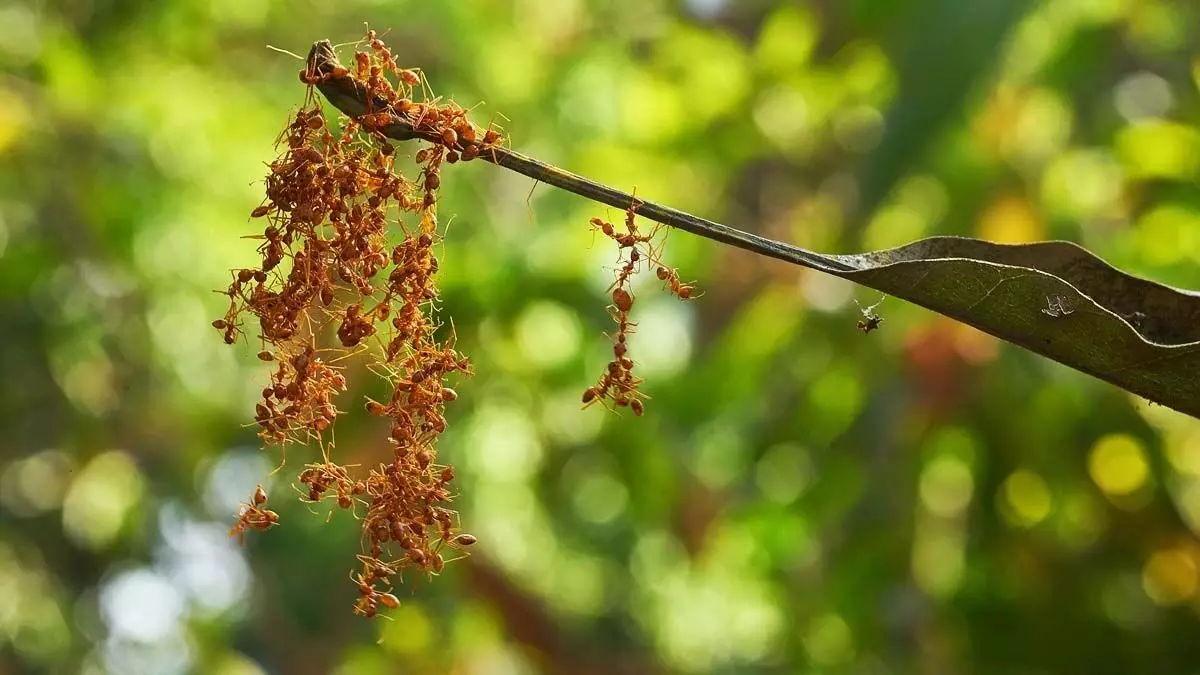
[3,0,1200,673]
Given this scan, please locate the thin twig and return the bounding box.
[304,40,853,274]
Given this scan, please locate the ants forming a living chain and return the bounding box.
[582,203,700,416]
[220,29,500,618]
[222,29,702,619]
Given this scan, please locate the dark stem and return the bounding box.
[304,40,853,274]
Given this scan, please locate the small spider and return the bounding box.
[855,295,886,334]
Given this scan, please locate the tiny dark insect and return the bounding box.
[857,315,883,334]
[855,296,886,334]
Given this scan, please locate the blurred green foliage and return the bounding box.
[2,0,1200,673]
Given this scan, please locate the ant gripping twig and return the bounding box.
[306,39,854,275]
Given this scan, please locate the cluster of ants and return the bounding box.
[301,31,502,167]
[216,30,504,617]
[582,206,698,415]
[218,26,900,620]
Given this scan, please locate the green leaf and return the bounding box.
[821,236,1200,416]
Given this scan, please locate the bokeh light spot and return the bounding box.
[379,604,433,655]
[912,519,966,597]
[1114,71,1173,121]
[754,5,818,76]
[1135,203,1200,266]
[0,449,74,517]
[516,300,581,370]
[1088,434,1150,498]
[755,443,813,504]
[1041,148,1124,219]
[804,613,854,666]
[1115,120,1200,180]
[62,451,144,550]
[977,195,1044,243]
[1005,88,1074,166]
[920,456,974,518]
[572,472,629,525]
[1000,469,1052,527]
[99,569,184,642]
[465,405,544,482]
[1142,548,1197,605]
